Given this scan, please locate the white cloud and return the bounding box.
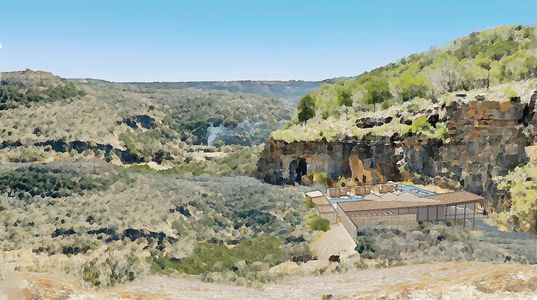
[0,42,3,48]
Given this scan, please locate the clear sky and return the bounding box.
[0,0,536,81]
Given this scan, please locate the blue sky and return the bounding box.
[0,0,536,81]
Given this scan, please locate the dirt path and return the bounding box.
[6,262,537,299]
[310,223,357,259]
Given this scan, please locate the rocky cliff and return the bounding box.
[258,91,537,205]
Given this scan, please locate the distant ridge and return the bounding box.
[123,80,326,102]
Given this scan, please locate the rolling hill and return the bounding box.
[0,70,295,165]
[125,80,324,103]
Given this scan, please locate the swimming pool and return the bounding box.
[398,184,436,197]
[329,195,364,205]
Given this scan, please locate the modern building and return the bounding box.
[309,184,484,241]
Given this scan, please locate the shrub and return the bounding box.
[81,244,148,287]
[353,224,532,263]
[307,213,330,232]
[303,197,315,209]
[155,237,283,275]
[0,166,112,200]
[433,123,449,141]
[0,160,311,286]
[0,81,84,110]
[355,234,378,259]
[404,116,432,135]
[496,157,537,233]
[504,86,518,100]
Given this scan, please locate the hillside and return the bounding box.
[126,80,324,103]
[278,25,536,137]
[261,25,537,234]
[0,70,293,166]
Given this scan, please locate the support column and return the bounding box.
[472,202,476,230]
[463,203,467,228]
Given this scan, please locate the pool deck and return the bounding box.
[325,184,437,205]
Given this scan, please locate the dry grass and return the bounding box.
[5,262,536,299]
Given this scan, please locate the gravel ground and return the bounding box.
[5,262,537,299]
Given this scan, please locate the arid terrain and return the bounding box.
[3,262,536,299]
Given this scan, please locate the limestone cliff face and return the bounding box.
[258,137,400,185]
[258,92,537,203]
[401,98,534,198]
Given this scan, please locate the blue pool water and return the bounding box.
[329,195,364,205]
[398,185,436,197]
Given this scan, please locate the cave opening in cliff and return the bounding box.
[289,158,307,184]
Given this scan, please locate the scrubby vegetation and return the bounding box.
[128,146,262,176]
[355,223,534,264]
[495,154,537,234]
[302,25,536,118]
[0,166,113,200]
[274,25,537,142]
[0,159,312,287]
[0,70,294,166]
[155,237,283,275]
[0,75,85,110]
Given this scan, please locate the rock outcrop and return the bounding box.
[258,92,537,204]
[258,137,400,185]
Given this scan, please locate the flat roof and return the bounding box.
[426,191,485,203]
[305,190,324,198]
[338,191,484,213]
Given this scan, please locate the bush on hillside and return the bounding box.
[0,166,112,200]
[496,157,537,234]
[307,213,330,231]
[81,243,148,287]
[0,81,85,110]
[353,223,532,263]
[154,237,283,275]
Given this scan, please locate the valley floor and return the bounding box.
[5,261,537,299]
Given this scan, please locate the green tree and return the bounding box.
[476,56,492,89]
[336,89,353,106]
[363,77,391,109]
[396,74,430,102]
[297,94,316,123]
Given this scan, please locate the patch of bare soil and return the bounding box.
[310,223,357,259]
[3,262,537,299]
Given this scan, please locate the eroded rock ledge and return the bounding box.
[258,92,537,204]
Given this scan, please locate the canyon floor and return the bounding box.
[3,261,536,300]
